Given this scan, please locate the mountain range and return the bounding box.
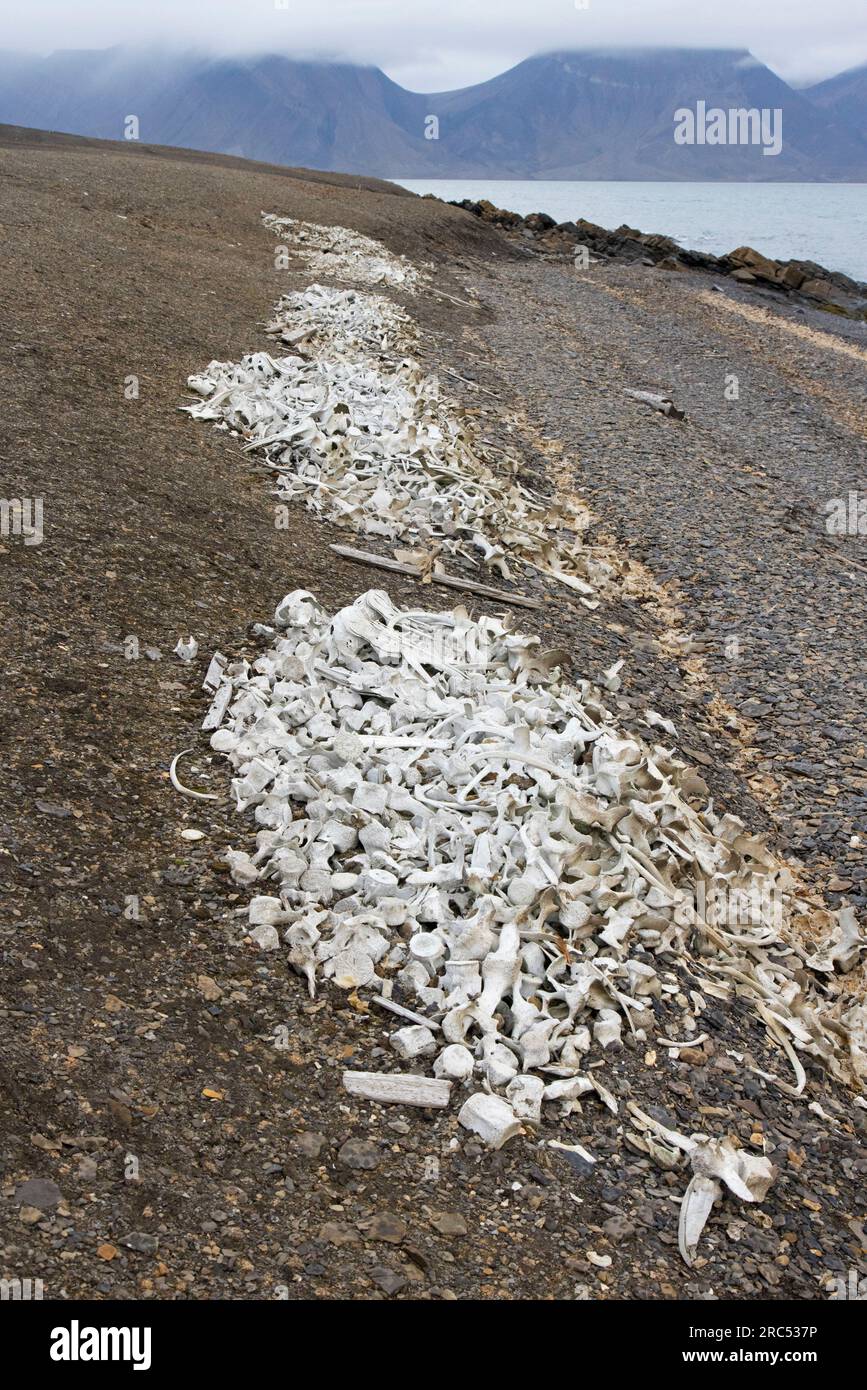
[1,45,866,180]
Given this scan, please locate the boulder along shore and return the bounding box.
[0,125,864,1301]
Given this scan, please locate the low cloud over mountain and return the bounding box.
[1,45,865,179]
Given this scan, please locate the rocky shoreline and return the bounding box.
[454,197,867,321]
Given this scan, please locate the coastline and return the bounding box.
[451,194,867,318]
[395,178,867,284]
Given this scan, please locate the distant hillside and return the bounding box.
[806,62,867,143]
[425,49,867,179]
[1,45,865,180]
[0,48,427,172]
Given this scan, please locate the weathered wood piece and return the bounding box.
[342,1071,452,1108]
[329,543,542,610]
[624,389,686,421]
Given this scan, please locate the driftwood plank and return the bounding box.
[342,1071,452,1108]
[329,543,542,610]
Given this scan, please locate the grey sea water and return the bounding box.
[395,180,867,282]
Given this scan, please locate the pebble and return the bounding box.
[602,1214,636,1239]
[338,1138,381,1170]
[296,1131,328,1159]
[430,1211,468,1237]
[14,1177,62,1210]
[120,1232,159,1255]
[366,1213,407,1243]
[371,1265,407,1296]
[319,1222,359,1246]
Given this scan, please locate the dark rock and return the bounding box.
[120,1231,158,1254]
[371,1265,407,1296]
[366,1212,407,1243]
[525,212,556,232]
[555,1150,595,1178]
[338,1137,381,1170]
[728,245,780,281]
[14,1178,61,1210]
[430,1211,468,1237]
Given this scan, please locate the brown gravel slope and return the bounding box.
[0,128,864,1303]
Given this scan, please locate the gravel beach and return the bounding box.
[452,252,867,907]
[1,126,864,1302]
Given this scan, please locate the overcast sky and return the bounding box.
[4,0,865,88]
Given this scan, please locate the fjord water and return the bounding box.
[395,180,867,282]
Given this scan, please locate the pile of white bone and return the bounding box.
[262,212,425,292]
[264,282,414,356]
[174,211,866,1266]
[201,588,865,1131]
[182,263,607,603]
